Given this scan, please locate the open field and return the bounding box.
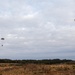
[0,63,75,75]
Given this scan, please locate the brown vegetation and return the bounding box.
[0,63,75,75]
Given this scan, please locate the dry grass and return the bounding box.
[0,63,75,75]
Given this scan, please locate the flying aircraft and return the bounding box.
[1,38,5,40]
[1,38,5,46]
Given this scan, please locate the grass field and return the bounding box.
[0,63,75,75]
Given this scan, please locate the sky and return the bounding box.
[0,0,75,60]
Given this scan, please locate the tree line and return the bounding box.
[0,59,74,64]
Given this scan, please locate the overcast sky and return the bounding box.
[0,0,75,60]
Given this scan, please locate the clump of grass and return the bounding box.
[72,65,75,69]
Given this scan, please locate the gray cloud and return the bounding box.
[0,0,75,59]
